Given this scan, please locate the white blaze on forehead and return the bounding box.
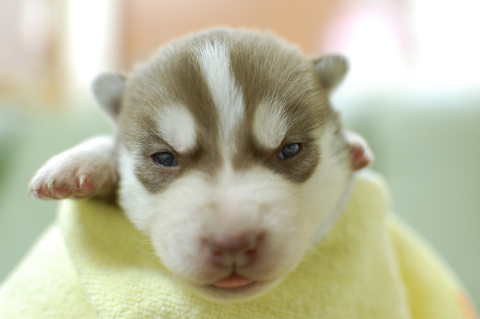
[196,41,244,151]
[156,106,197,153]
[253,100,289,149]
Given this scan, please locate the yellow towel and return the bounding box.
[0,172,477,319]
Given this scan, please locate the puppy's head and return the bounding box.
[93,28,368,301]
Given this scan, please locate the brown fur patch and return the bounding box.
[117,37,223,193]
[115,28,338,192]
[226,30,333,183]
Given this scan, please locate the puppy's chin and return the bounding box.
[181,276,284,302]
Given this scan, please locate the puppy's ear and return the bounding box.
[92,72,125,120]
[312,54,348,93]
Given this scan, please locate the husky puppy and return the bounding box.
[29,28,372,301]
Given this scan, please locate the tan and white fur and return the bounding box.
[29,28,373,302]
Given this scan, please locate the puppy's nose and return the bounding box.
[207,232,260,267]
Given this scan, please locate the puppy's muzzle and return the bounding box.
[205,231,264,268]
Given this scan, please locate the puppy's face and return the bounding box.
[95,29,355,301]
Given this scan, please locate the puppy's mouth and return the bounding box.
[186,272,283,301]
[212,273,254,288]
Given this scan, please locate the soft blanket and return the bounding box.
[0,172,477,318]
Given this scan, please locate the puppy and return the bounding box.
[29,28,372,301]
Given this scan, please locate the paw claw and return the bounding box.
[47,180,55,189]
[78,174,86,187]
[29,184,37,193]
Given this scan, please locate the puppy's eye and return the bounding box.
[152,152,178,167]
[278,143,301,160]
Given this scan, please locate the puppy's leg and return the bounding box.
[28,136,117,201]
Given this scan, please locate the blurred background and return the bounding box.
[0,0,479,307]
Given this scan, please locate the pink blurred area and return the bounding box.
[0,0,57,107]
[0,0,414,109]
[121,0,341,66]
[2,0,480,110]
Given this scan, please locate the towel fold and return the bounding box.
[0,172,476,318]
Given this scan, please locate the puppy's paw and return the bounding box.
[28,137,117,200]
[344,130,374,171]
